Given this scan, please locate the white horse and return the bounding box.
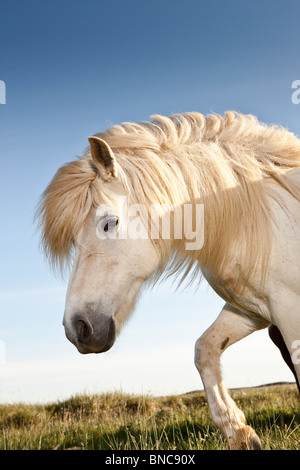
[37,112,300,450]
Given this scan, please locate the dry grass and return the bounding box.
[0,383,299,450]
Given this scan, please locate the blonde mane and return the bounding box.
[37,111,300,289]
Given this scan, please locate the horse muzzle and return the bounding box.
[63,309,116,354]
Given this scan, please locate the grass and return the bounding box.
[0,383,299,450]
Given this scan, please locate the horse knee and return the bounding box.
[194,335,204,371]
[194,333,215,372]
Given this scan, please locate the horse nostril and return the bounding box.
[77,319,92,342]
[67,312,116,354]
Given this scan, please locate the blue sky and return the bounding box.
[1,0,300,403]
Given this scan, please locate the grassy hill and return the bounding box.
[0,383,299,450]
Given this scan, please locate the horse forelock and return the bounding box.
[35,158,102,272]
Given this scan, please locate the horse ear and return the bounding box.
[88,136,118,180]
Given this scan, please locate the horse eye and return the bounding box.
[103,217,119,232]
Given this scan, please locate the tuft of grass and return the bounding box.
[0,384,299,450]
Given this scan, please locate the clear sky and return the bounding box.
[1,0,300,403]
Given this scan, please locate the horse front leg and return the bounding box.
[194,302,263,450]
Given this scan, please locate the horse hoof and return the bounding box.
[229,425,262,450]
[250,432,262,450]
